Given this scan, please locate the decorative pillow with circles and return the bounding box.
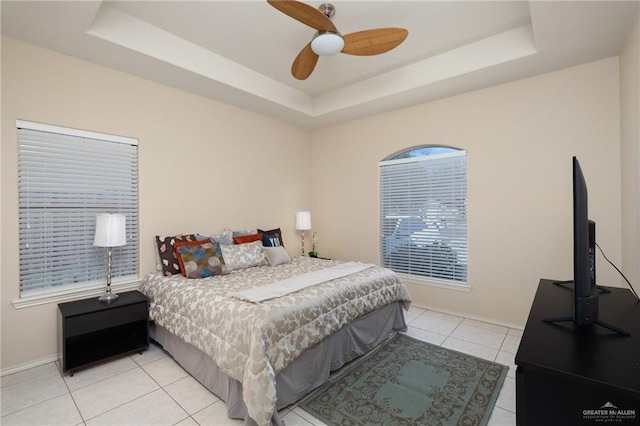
[155,234,197,276]
[174,240,229,278]
[221,240,268,271]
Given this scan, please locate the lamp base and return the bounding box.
[98,291,119,303]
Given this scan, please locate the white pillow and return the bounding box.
[263,246,291,267]
[221,241,268,271]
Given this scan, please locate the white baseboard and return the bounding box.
[1,354,59,377]
[410,302,525,331]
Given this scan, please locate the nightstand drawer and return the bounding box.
[65,302,147,338]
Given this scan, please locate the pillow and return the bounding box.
[258,228,285,248]
[233,232,263,245]
[155,234,197,276]
[232,229,258,238]
[263,246,291,266]
[196,233,231,246]
[174,240,229,278]
[262,234,281,247]
[221,240,268,271]
[220,228,234,245]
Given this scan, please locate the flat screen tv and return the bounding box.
[572,156,598,325]
[542,157,629,335]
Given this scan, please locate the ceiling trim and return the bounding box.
[314,24,537,116]
[86,4,314,114]
[87,4,536,120]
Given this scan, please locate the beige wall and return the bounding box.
[0,35,630,371]
[310,58,622,325]
[1,37,311,370]
[621,8,640,289]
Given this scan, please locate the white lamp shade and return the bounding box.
[93,214,127,247]
[296,211,312,231]
[311,33,344,56]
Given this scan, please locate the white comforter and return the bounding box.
[139,257,411,426]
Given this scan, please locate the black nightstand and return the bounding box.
[58,290,149,375]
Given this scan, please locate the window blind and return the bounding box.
[17,121,139,296]
[380,150,467,283]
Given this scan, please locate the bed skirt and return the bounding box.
[151,301,407,425]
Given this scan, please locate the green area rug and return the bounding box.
[299,333,507,426]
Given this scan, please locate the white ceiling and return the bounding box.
[1,1,638,128]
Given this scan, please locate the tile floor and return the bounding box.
[1,305,520,425]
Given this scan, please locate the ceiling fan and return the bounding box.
[267,0,409,80]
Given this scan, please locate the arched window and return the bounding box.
[379,145,467,284]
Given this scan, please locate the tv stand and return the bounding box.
[543,281,629,335]
[516,280,640,425]
[541,315,630,336]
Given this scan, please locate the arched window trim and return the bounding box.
[383,144,463,162]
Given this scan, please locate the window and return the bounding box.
[17,120,139,298]
[379,146,467,284]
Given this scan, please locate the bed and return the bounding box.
[139,255,411,426]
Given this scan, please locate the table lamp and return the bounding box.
[296,211,312,256]
[93,213,126,302]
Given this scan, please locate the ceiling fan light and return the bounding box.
[311,32,344,56]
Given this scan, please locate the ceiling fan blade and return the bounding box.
[267,0,337,32]
[292,43,319,80]
[342,28,409,56]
